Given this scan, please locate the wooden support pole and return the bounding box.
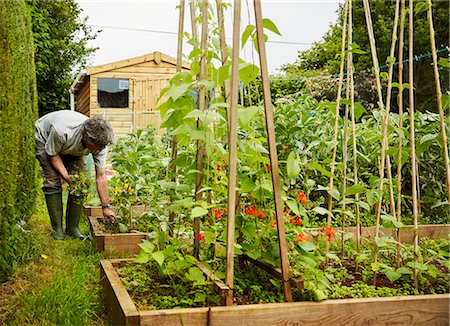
[408,0,419,290]
[216,0,231,109]
[425,0,450,204]
[347,0,360,250]
[169,0,186,237]
[224,0,241,306]
[326,0,348,265]
[193,0,208,258]
[253,0,292,302]
[396,0,406,268]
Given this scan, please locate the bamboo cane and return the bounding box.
[169,0,186,237]
[224,0,241,306]
[408,0,419,290]
[193,0,208,258]
[362,0,389,285]
[425,0,450,204]
[216,0,231,111]
[384,0,401,222]
[190,0,198,41]
[396,0,406,268]
[342,32,351,258]
[326,0,348,265]
[253,0,292,302]
[348,0,361,250]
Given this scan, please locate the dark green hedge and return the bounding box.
[0,0,38,282]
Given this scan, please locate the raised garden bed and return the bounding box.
[100,259,450,326]
[88,216,149,257]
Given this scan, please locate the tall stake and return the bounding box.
[426,0,450,203]
[384,0,401,222]
[253,0,292,302]
[216,0,231,117]
[396,0,406,267]
[408,0,419,290]
[326,0,348,265]
[348,0,361,250]
[224,0,241,306]
[169,0,186,237]
[193,0,208,258]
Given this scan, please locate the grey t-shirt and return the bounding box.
[35,110,108,168]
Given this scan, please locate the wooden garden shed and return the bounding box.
[70,51,190,138]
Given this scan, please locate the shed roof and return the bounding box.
[87,51,190,76]
[71,51,190,93]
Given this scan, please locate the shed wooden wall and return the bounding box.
[83,56,185,139]
[75,75,90,115]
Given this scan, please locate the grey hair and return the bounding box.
[82,115,115,148]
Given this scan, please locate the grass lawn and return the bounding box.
[0,192,110,325]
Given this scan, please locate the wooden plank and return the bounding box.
[304,224,450,244]
[208,294,450,326]
[100,260,140,326]
[242,255,303,290]
[196,261,230,301]
[139,308,210,326]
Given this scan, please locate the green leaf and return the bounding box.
[247,248,262,260]
[299,242,316,252]
[442,93,450,110]
[241,24,255,47]
[397,266,412,275]
[313,289,327,301]
[407,261,428,271]
[139,241,155,254]
[191,207,209,218]
[262,18,281,36]
[438,57,450,68]
[414,2,427,15]
[286,200,300,216]
[307,162,336,180]
[134,251,150,264]
[152,251,165,266]
[354,102,367,120]
[287,151,300,179]
[313,206,330,216]
[384,269,402,283]
[242,223,256,239]
[167,83,190,101]
[344,184,366,196]
[186,267,206,283]
[238,106,259,127]
[239,63,260,85]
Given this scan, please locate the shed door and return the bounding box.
[131,78,170,133]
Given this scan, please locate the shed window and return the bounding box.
[97,78,129,108]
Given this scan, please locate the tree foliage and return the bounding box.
[25,0,97,116]
[280,0,449,111]
[0,0,38,282]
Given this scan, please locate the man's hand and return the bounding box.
[102,207,115,223]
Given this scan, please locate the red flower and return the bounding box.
[194,233,205,241]
[290,216,302,226]
[296,192,307,204]
[215,209,223,219]
[216,162,221,171]
[257,209,266,219]
[294,233,308,244]
[246,204,257,215]
[324,226,336,241]
[285,208,290,215]
[282,145,289,150]
[271,220,277,229]
[264,165,271,172]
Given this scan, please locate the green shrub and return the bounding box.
[0,0,38,282]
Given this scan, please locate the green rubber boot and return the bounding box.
[65,195,87,240]
[45,193,65,240]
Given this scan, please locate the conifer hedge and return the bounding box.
[0,0,38,282]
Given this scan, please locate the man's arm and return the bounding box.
[49,154,71,183]
[95,167,115,222]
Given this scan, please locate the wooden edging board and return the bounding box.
[101,259,450,326]
[88,216,149,257]
[83,205,147,217]
[306,224,450,243]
